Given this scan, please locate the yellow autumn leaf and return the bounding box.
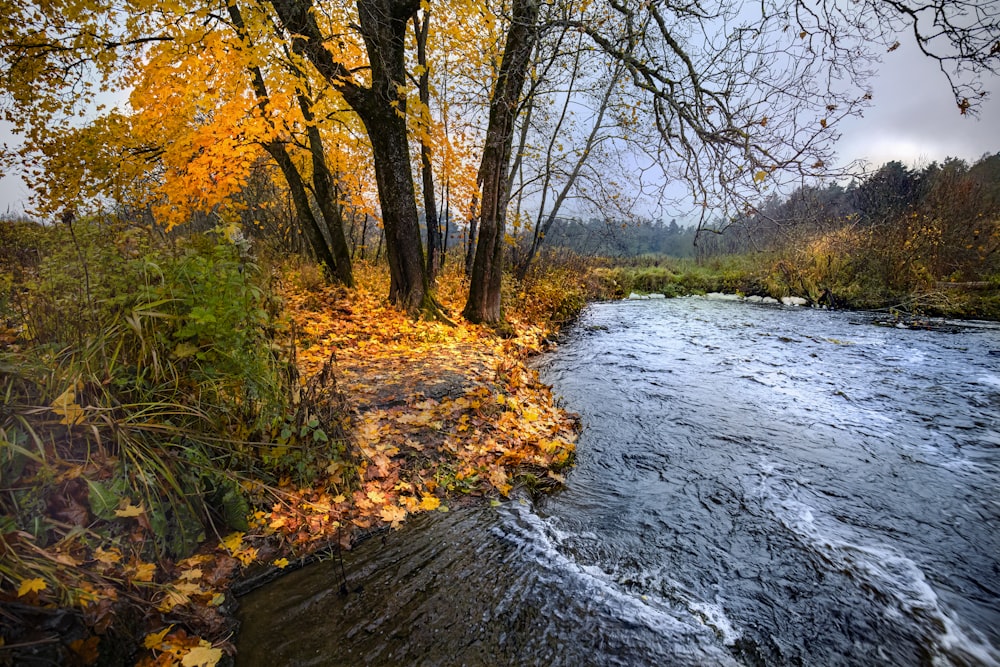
[380,504,407,528]
[157,588,190,612]
[418,495,440,511]
[174,581,202,595]
[488,468,512,497]
[131,562,157,582]
[115,502,145,518]
[18,577,46,597]
[51,551,81,567]
[50,385,85,425]
[143,625,174,650]
[222,532,244,553]
[94,547,122,564]
[753,170,767,184]
[273,557,289,569]
[235,546,258,566]
[181,642,223,667]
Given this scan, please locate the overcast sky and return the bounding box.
[1,39,997,218]
[834,41,1000,171]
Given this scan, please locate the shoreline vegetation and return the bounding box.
[1,211,997,665]
[593,253,1000,322]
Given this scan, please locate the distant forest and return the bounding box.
[532,153,1000,261]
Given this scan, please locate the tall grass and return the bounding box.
[0,217,346,629]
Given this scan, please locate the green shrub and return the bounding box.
[0,220,342,565]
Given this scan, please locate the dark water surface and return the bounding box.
[237,298,1000,666]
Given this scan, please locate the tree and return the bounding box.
[2,0,998,324]
[413,8,442,282]
[229,1,353,286]
[268,0,434,314]
[463,0,541,325]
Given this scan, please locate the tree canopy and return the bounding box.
[2,0,998,321]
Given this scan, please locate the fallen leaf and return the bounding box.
[131,562,157,583]
[418,495,440,511]
[115,502,145,518]
[181,642,223,667]
[50,385,85,425]
[18,577,46,597]
[143,625,174,650]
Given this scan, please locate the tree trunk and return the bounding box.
[359,214,369,259]
[414,10,441,282]
[229,1,347,283]
[464,192,479,277]
[299,94,355,287]
[349,0,431,312]
[270,0,431,314]
[464,0,540,324]
[264,142,341,279]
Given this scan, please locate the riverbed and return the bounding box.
[237,298,1000,666]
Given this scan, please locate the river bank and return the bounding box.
[2,229,994,664]
[237,295,1000,666]
[592,254,1000,321]
[0,235,582,665]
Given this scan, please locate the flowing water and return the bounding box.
[237,298,1000,666]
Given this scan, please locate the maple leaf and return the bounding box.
[157,588,191,613]
[488,468,512,497]
[380,504,407,528]
[50,385,85,425]
[234,546,258,566]
[143,625,175,650]
[181,642,223,667]
[221,532,244,553]
[273,558,289,569]
[94,547,122,565]
[18,577,46,597]
[130,562,157,583]
[419,495,441,511]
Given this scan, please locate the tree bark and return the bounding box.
[464,0,540,324]
[464,192,479,277]
[270,0,431,314]
[229,1,348,283]
[414,10,441,282]
[263,142,340,278]
[298,96,355,287]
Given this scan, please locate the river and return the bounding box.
[236,298,1000,666]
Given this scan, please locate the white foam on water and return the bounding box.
[494,502,742,665]
[977,373,1000,390]
[755,465,1000,667]
[688,601,742,646]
